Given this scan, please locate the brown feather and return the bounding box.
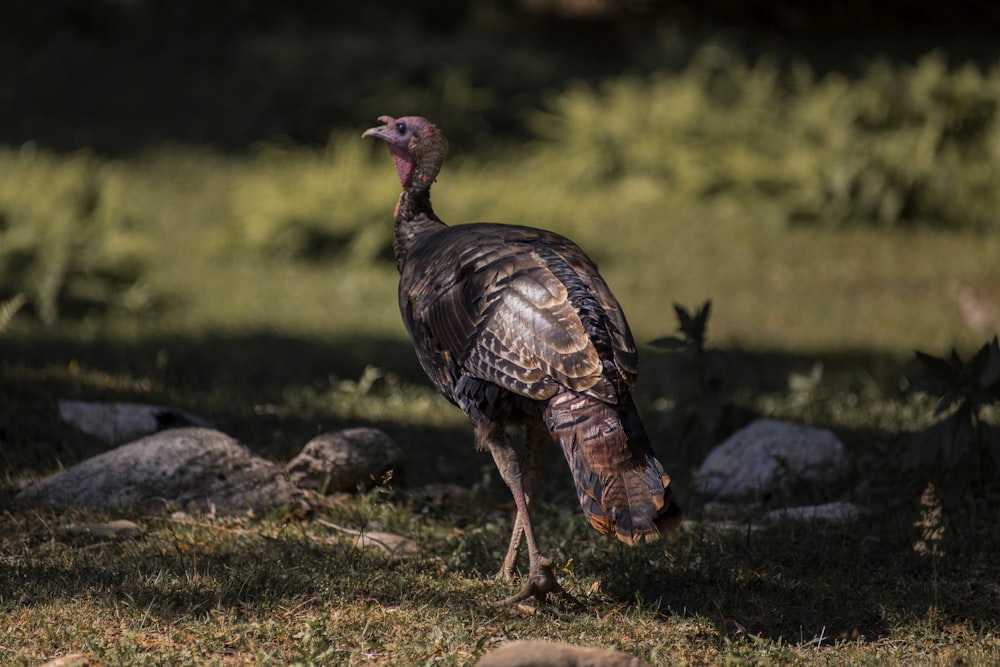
[544,389,675,545]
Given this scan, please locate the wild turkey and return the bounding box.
[363,115,681,604]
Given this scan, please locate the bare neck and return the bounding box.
[392,188,446,272]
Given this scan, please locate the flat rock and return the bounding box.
[476,640,652,667]
[18,428,295,515]
[59,400,211,446]
[694,419,849,501]
[764,501,866,523]
[287,427,403,493]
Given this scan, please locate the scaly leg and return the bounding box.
[477,419,561,605]
[497,513,524,582]
[497,422,547,581]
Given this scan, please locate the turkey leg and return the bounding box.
[497,422,547,581]
[477,420,562,605]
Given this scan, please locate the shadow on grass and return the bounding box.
[0,332,474,482]
[0,328,935,512]
[2,330,917,466]
[3,330,997,647]
[589,508,999,645]
[2,524,481,621]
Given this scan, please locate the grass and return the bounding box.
[2,8,1000,664]
[3,487,999,664]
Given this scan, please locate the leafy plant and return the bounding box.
[908,336,1000,498]
[651,301,737,444]
[532,49,1000,233]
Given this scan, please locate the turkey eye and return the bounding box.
[395,122,407,135]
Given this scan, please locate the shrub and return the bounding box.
[531,47,1000,232]
[0,147,143,324]
[230,135,396,264]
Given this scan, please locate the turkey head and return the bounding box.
[362,115,447,192]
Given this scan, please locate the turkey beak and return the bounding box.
[362,116,396,142]
[362,125,387,141]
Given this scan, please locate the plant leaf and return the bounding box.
[673,303,693,334]
[914,349,960,384]
[693,300,712,338]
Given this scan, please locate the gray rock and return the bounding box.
[476,640,652,667]
[287,427,403,493]
[694,419,849,501]
[59,400,211,446]
[764,501,866,523]
[18,428,294,515]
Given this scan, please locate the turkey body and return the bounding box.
[363,115,680,603]
[400,222,633,421]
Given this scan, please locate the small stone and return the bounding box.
[287,427,403,493]
[476,640,652,667]
[694,419,849,501]
[352,530,420,558]
[317,519,419,559]
[65,519,141,541]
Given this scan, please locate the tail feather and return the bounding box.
[543,389,680,544]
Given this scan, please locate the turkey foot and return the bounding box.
[494,557,562,606]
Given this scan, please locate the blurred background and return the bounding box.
[1,0,999,486]
[4,0,1000,153]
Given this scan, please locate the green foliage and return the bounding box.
[0,46,998,351]
[908,337,1000,498]
[231,136,397,264]
[531,48,1000,232]
[0,147,146,324]
[794,56,1000,231]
